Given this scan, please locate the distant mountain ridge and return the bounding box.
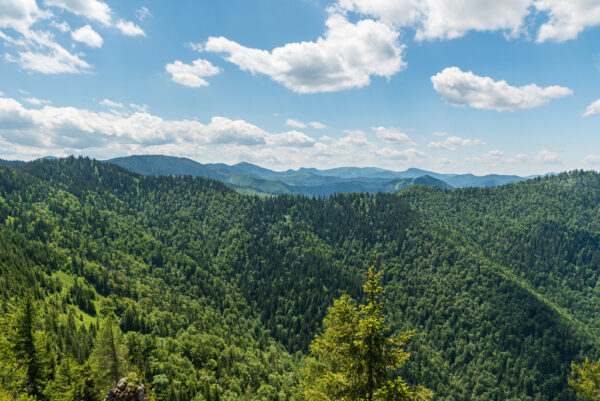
[1,155,533,195]
[107,155,531,195]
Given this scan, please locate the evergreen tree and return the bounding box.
[15,298,42,398]
[569,357,600,401]
[300,256,432,401]
[91,316,129,392]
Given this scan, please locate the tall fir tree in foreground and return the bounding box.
[300,255,432,401]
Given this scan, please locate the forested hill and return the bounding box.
[0,157,597,401]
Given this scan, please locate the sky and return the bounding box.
[0,0,599,175]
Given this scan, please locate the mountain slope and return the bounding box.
[0,158,595,401]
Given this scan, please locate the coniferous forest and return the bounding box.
[1,157,600,401]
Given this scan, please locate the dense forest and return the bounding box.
[0,157,599,401]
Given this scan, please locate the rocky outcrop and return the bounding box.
[104,374,146,401]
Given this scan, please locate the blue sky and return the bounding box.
[0,0,599,175]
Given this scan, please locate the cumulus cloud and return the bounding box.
[0,0,141,74]
[427,135,485,150]
[99,99,124,109]
[165,59,221,88]
[286,119,307,129]
[205,13,406,93]
[335,0,600,42]
[372,126,415,145]
[582,98,600,117]
[309,122,327,129]
[334,0,530,40]
[71,25,103,48]
[0,95,319,154]
[115,19,145,37]
[3,30,91,73]
[0,0,47,33]
[535,0,600,42]
[44,0,112,26]
[536,150,561,164]
[431,67,573,111]
[0,95,447,169]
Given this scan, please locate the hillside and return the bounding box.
[0,158,597,401]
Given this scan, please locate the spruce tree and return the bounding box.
[300,256,432,401]
[15,297,41,398]
[91,316,129,392]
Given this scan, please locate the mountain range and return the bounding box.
[105,155,530,195]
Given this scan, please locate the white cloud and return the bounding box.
[0,96,318,151]
[433,131,447,136]
[50,20,70,32]
[536,150,561,164]
[427,135,485,150]
[22,97,51,105]
[584,154,600,164]
[0,91,3,96]
[535,0,600,42]
[136,6,151,21]
[129,103,148,113]
[44,0,112,26]
[71,25,103,48]
[335,0,530,40]
[0,8,90,75]
[376,147,426,160]
[582,98,600,117]
[165,59,221,88]
[372,126,415,145]
[9,30,92,73]
[286,119,307,129]
[0,0,46,33]
[100,99,124,109]
[116,19,145,37]
[431,67,573,111]
[205,13,406,93]
[335,0,600,42]
[265,131,316,147]
[465,150,504,163]
[309,121,327,129]
[506,153,529,164]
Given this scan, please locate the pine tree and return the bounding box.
[300,256,432,401]
[15,297,42,398]
[91,316,129,393]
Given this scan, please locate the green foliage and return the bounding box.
[569,358,600,400]
[92,317,129,391]
[0,159,598,401]
[300,257,431,401]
